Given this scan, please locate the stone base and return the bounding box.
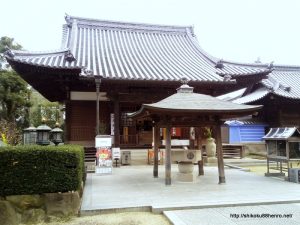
[177,172,196,182]
[265,172,285,177]
[207,157,217,163]
[205,157,217,166]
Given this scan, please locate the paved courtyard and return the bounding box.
[164,203,300,225]
[81,164,300,215]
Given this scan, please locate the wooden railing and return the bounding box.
[202,144,245,158]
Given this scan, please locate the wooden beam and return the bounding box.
[153,125,160,178]
[114,96,120,147]
[215,122,226,184]
[165,124,172,185]
[156,121,218,127]
[118,93,169,103]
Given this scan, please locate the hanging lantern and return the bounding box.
[51,126,63,146]
[36,124,52,145]
[23,126,37,145]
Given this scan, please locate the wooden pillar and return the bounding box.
[196,127,203,151]
[196,127,204,176]
[189,127,195,149]
[165,124,171,185]
[153,125,160,178]
[64,100,71,143]
[215,122,225,184]
[95,77,101,135]
[114,96,120,147]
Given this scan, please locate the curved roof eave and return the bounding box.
[129,84,263,119]
[4,48,82,70]
[129,104,262,119]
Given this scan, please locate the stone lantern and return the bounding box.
[23,126,37,145]
[36,124,52,145]
[51,126,63,146]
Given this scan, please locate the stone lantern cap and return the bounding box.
[23,126,36,131]
[50,127,63,133]
[36,124,52,131]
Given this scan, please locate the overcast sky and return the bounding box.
[1,0,300,65]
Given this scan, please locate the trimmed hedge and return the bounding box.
[0,145,84,196]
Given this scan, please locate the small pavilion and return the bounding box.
[129,80,263,185]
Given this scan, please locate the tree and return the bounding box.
[0,37,31,126]
[0,36,62,129]
[0,36,22,69]
[30,90,62,128]
[0,119,21,145]
[0,70,31,124]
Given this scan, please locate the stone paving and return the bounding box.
[81,164,300,215]
[164,203,300,225]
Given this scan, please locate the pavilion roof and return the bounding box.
[5,15,271,83]
[129,82,262,119]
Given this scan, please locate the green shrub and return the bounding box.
[0,145,84,196]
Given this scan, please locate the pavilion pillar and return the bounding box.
[189,127,195,149]
[153,125,160,178]
[113,95,120,147]
[196,127,204,176]
[165,124,172,185]
[215,121,225,184]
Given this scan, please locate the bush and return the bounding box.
[0,145,84,196]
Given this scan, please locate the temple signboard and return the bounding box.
[95,135,113,174]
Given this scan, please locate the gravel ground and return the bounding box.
[36,212,171,225]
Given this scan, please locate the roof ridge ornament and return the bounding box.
[65,13,72,27]
[3,45,15,58]
[177,77,193,93]
[215,59,224,69]
[267,61,274,69]
[64,50,76,62]
[254,57,262,63]
[223,74,232,82]
[80,67,93,76]
[268,76,280,91]
[3,46,15,58]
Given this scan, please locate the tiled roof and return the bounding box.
[232,87,269,104]
[5,15,271,82]
[216,63,271,77]
[5,48,77,69]
[219,65,300,103]
[217,88,247,101]
[262,70,300,99]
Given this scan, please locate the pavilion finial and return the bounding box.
[177,78,193,93]
[180,77,189,85]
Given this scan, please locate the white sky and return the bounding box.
[1,0,300,65]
